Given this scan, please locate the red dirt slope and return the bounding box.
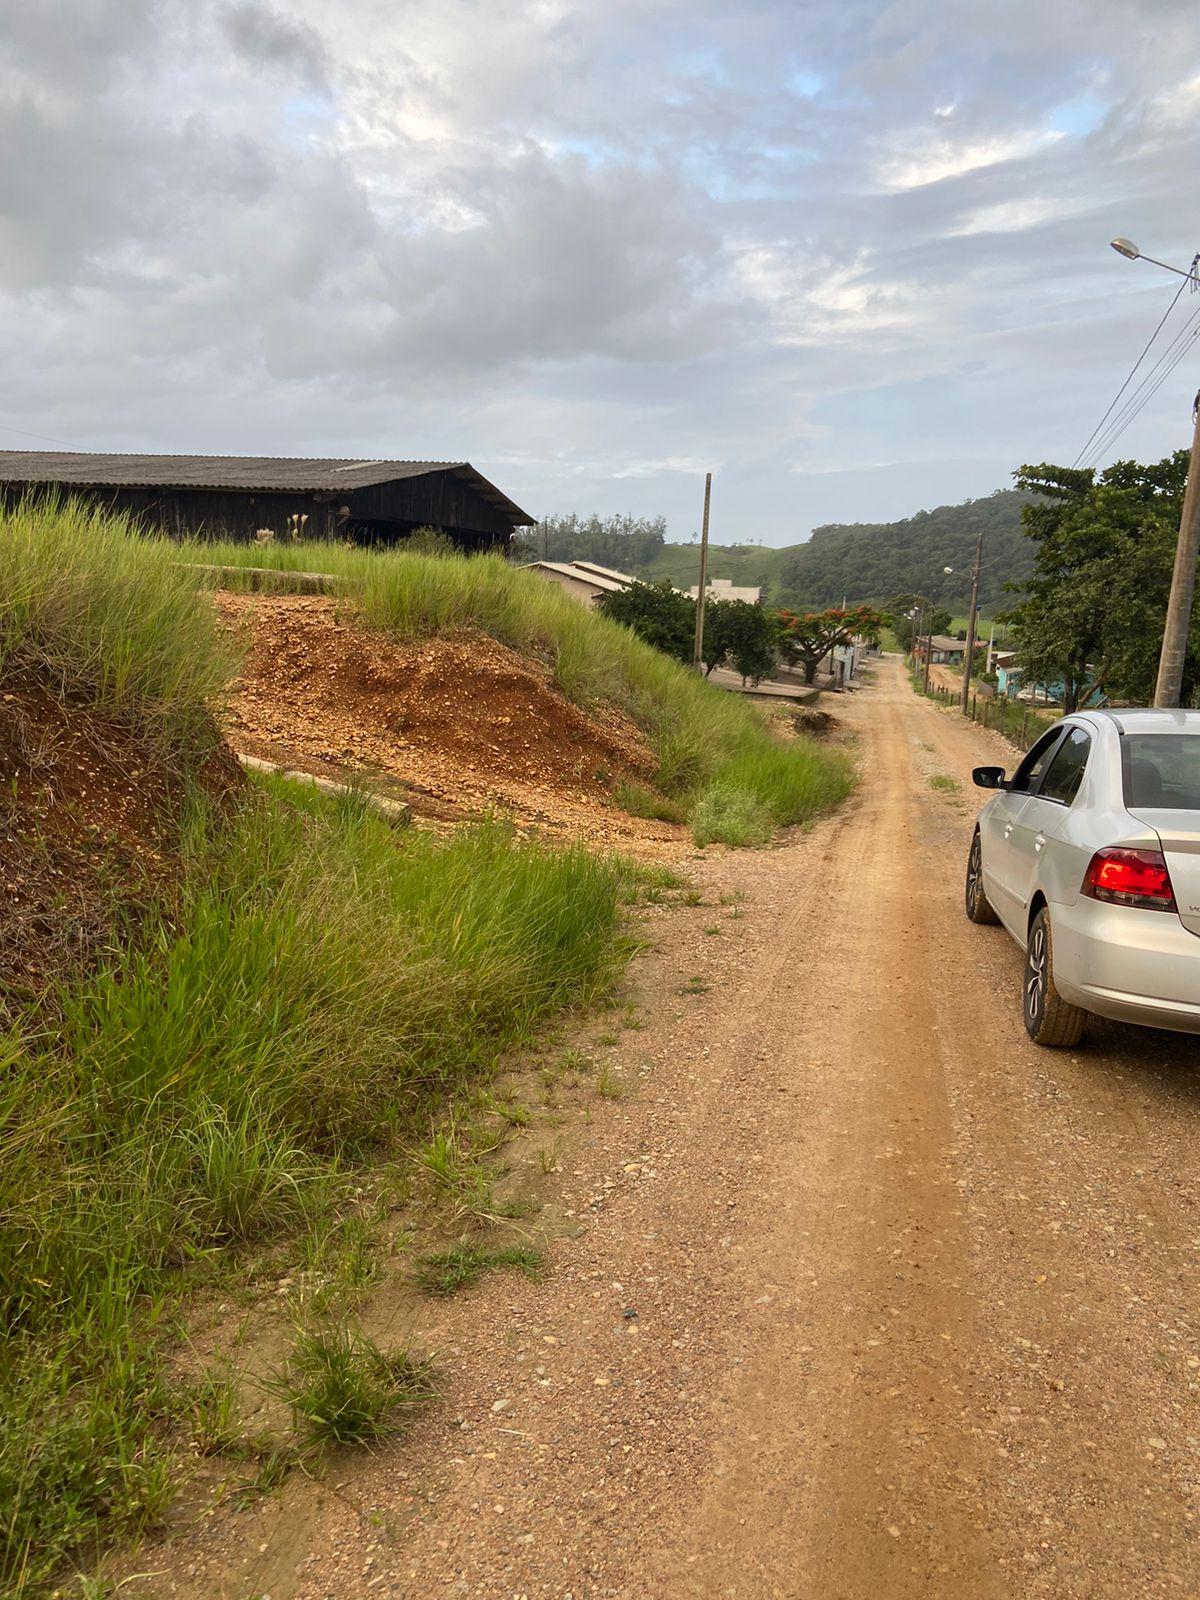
[216,592,682,844]
[0,685,237,999]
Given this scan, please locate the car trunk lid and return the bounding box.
[1128,808,1200,936]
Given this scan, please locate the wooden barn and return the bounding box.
[0,451,535,552]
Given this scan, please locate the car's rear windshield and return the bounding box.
[1123,733,1200,809]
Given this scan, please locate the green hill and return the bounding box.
[776,488,1034,611]
[610,488,1034,614]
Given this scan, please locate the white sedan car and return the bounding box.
[966,709,1200,1045]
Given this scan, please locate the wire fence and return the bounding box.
[906,662,1057,753]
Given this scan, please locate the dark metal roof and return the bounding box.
[0,450,535,525]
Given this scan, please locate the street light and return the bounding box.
[1110,236,1200,285]
[1110,238,1200,706]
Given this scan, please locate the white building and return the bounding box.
[688,576,762,605]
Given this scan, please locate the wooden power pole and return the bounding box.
[1154,400,1200,708]
[692,472,713,672]
[959,530,984,714]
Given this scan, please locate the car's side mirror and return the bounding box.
[972,766,1007,790]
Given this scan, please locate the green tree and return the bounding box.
[513,513,668,569]
[700,599,777,682]
[597,579,694,664]
[774,605,890,684]
[1006,454,1191,710]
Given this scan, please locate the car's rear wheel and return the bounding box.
[965,831,999,924]
[1023,907,1086,1047]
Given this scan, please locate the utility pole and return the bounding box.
[692,471,713,672]
[910,600,926,666]
[1153,399,1200,708]
[959,530,984,714]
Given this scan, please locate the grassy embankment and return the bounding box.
[188,540,854,848]
[0,502,638,1594]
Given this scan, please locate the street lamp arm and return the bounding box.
[1110,238,1200,286]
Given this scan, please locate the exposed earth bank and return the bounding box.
[215,591,684,847]
[132,656,1200,1599]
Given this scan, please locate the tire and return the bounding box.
[965,831,1000,924]
[1023,907,1087,1047]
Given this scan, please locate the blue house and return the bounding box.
[993,652,1105,707]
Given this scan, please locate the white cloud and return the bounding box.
[876,127,1065,191]
[949,195,1087,236]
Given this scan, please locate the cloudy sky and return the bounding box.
[2,0,1199,543]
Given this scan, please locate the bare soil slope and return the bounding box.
[217,592,683,845]
[0,685,236,999]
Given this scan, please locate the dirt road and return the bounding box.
[143,656,1200,1600]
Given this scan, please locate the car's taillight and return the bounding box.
[1081,847,1176,911]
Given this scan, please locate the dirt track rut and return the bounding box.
[140,656,1200,1599]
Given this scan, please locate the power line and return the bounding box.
[1086,299,1200,465]
[0,420,78,448]
[1085,296,1200,464]
[1072,271,1192,469]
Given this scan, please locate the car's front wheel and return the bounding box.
[1023,907,1086,1047]
[964,830,999,924]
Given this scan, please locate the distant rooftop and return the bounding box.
[520,560,634,594]
[0,450,535,524]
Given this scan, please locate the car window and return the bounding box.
[1123,734,1200,809]
[1009,728,1064,795]
[1039,727,1091,805]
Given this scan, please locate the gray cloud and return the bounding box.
[221,2,330,91]
[0,0,1198,540]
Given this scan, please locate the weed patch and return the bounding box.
[271,1324,433,1447]
[595,1065,625,1100]
[415,1242,545,1297]
[613,781,686,824]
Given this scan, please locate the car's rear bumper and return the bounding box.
[1052,900,1200,1035]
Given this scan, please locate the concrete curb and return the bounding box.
[236,753,411,824]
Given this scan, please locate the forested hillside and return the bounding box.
[778,488,1033,608]
[517,490,1034,612]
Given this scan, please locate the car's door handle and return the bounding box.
[1034,833,1046,852]
[1003,824,1013,837]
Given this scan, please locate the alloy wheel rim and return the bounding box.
[1026,925,1047,1018]
[968,840,981,908]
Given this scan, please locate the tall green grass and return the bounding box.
[1,495,232,756]
[1,785,630,1592]
[187,541,854,843]
[0,503,637,1592]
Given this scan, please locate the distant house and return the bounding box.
[992,652,1104,708]
[689,576,762,605]
[994,651,1022,697]
[0,450,534,552]
[521,559,637,606]
[916,634,969,665]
